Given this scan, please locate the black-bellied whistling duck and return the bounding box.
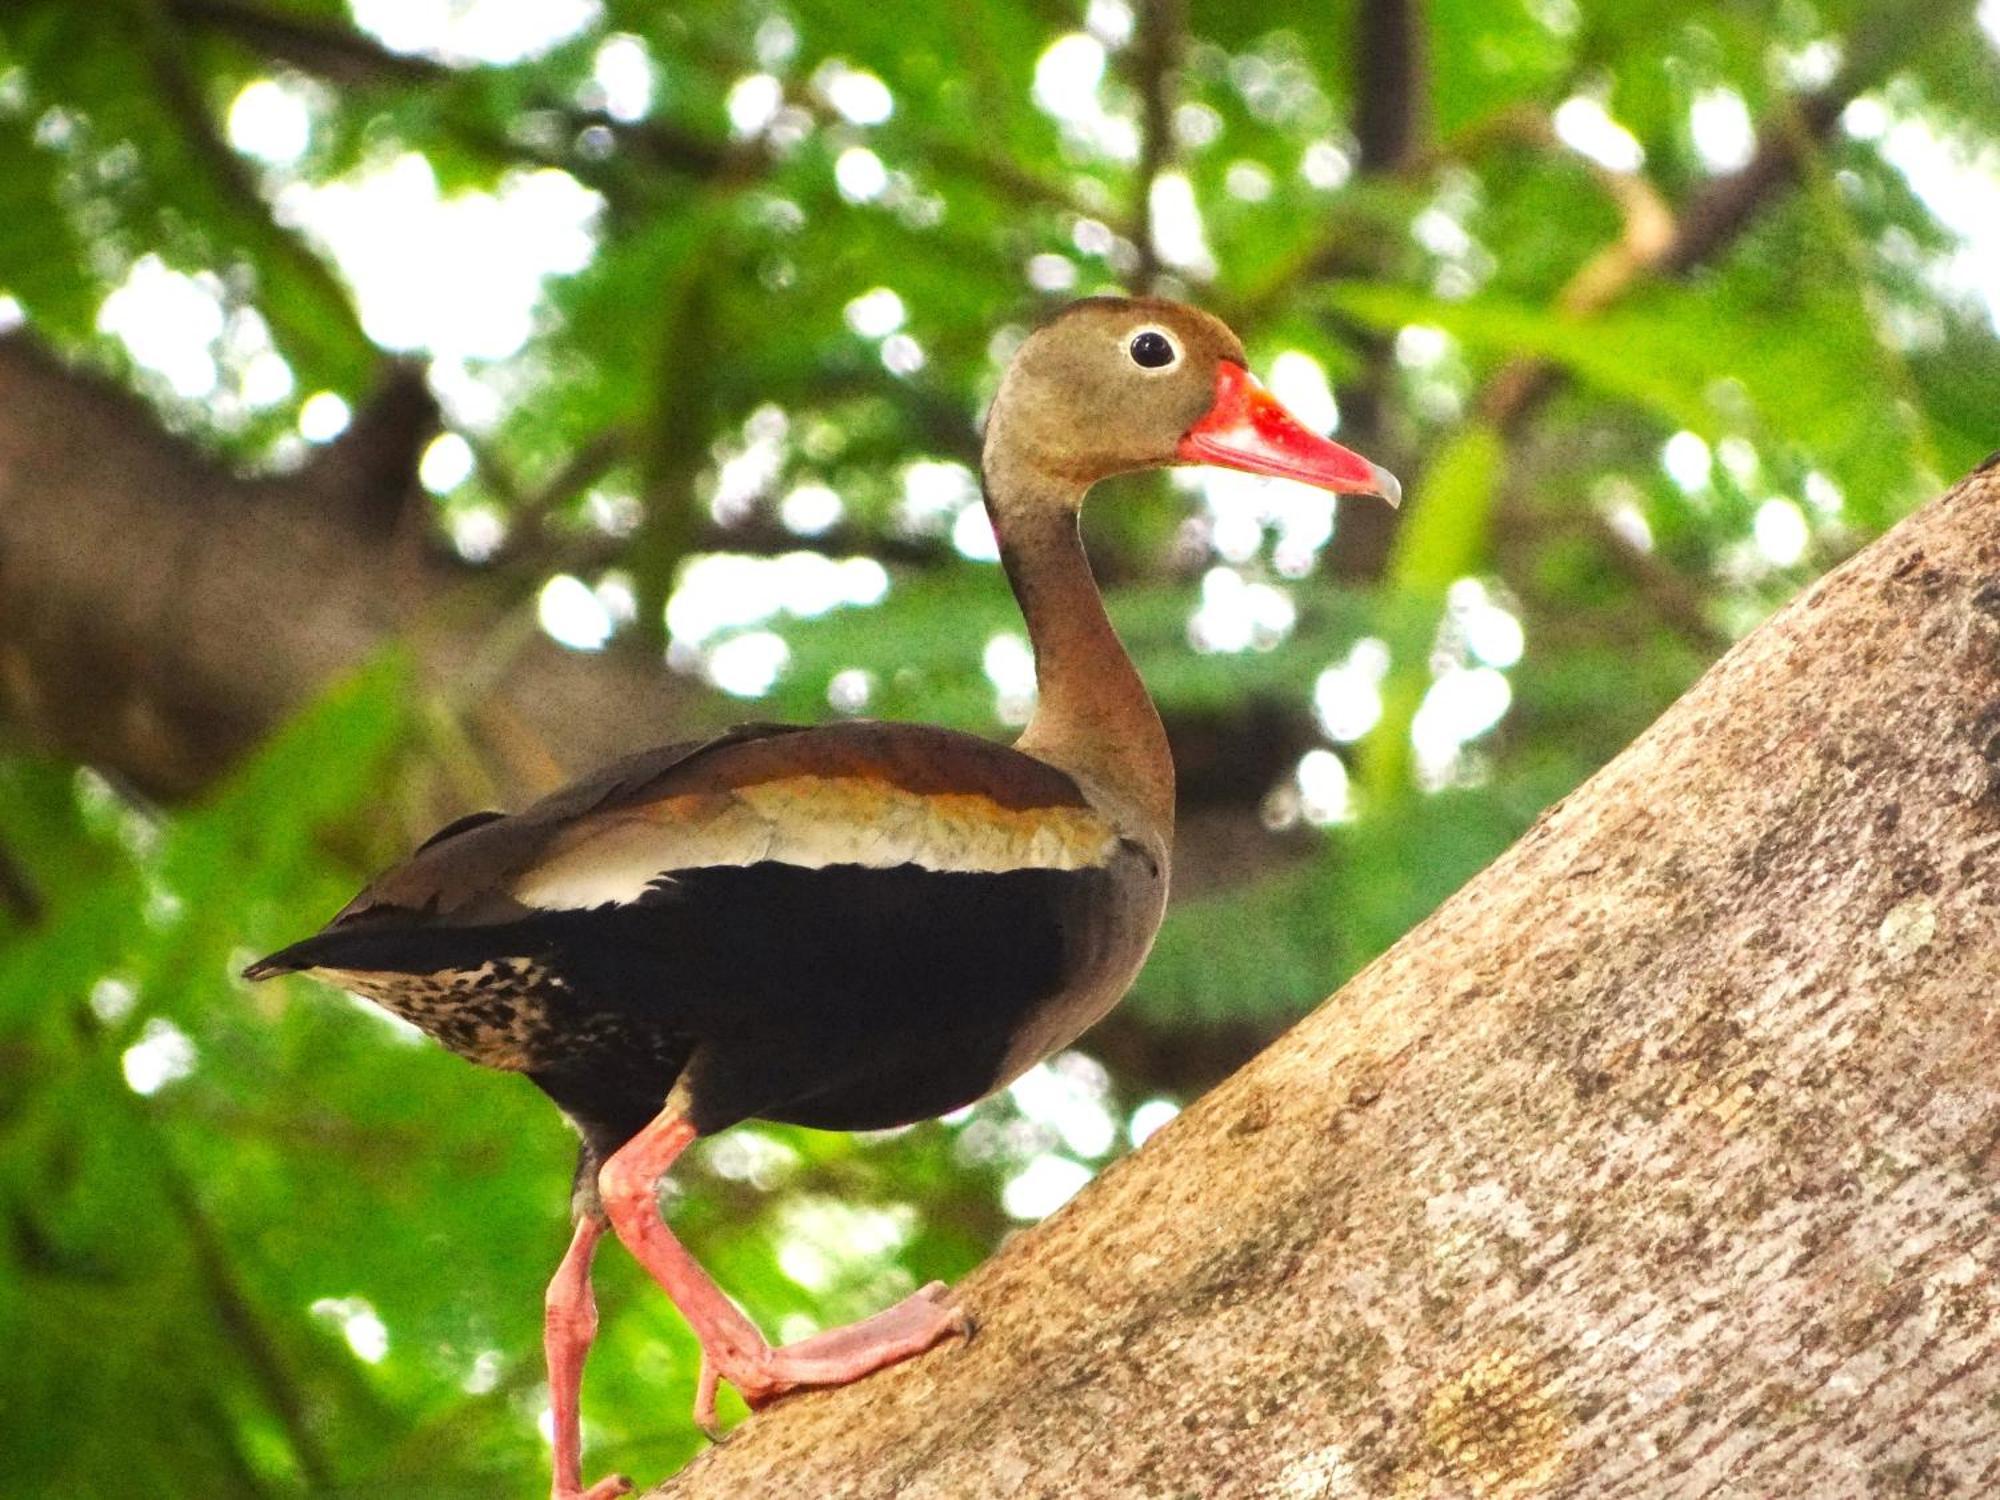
[246,296,1398,1500]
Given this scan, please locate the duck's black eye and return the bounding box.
[1129,330,1176,369]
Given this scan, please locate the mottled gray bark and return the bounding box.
[650,463,2000,1498]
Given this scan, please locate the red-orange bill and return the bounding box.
[1177,361,1401,506]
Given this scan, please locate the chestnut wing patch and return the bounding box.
[510,725,1117,911]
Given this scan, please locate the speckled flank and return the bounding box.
[318,959,578,1070]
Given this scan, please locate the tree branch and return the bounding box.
[0,331,715,802]
[1352,0,1426,173]
[1126,0,1184,291]
[170,0,760,188]
[645,463,2000,1497]
[1478,61,1873,440]
[137,0,372,367]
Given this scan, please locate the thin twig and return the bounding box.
[172,0,762,189]
[138,0,370,353]
[132,1081,339,1489]
[486,427,632,567]
[0,837,41,924]
[1482,53,1886,440]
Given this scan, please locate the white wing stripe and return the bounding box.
[513,774,1116,909]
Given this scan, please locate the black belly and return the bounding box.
[295,860,1137,1151]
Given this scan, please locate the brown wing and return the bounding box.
[331,720,1117,926]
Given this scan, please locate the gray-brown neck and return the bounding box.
[983,454,1174,843]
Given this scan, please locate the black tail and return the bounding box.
[242,926,389,981]
[243,915,561,983]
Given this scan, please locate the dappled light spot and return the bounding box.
[121,1016,195,1095]
[1008,1053,1116,1159]
[590,34,653,124]
[982,632,1036,724]
[1554,94,1645,172]
[774,1198,917,1294]
[704,1128,801,1189]
[1127,1097,1180,1148]
[843,287,905,338]
[310,1296,390,1363]
[227,79,311,165]
[1033,34,1106,125]
[953,503,1001,561]
[1032,32,1138,160]
[1413,667,1513,787]
[349,0,600,66]
[240,348,293,409]
[1866,105,2000,332]
[1226,161,1274,202]
[1175,102,1223,150]
[1690,87,1756,173]
[1028,252,1078,292]
[1448,579,1526,671]
[1804,470,1844,515]
[705,630,790,697]
[1295,748,1352,825]
[1269,351,1339,435]
[1599,482,1655,552]
[727,73,784,137]
[1753,497,1810,567]
[462,1349,504,1396]
[1314,640,1389,744]
[667,553,889,650]
[1188,566,1295,654]
[827,667,873,713]
[448,504,507,562]
[1086,0,1135,46]
[898,459,979,534]
[709,403,790,524]
[816,62,893,127]
[1002,1153,1093,1221]
[538,574,613,652]
[1394,324,1454,369]
[1302,140,1353,190]
[418,432,474,495]
[89,977,137,1026]
[780,482,843,536]
[1661,430,1713,492]
[281,154,600,362]
[1717,434,1760,486]
[835,146,888,203]
[98,256,225,400]
[881,333,925,375]
[1149,172,1214,279]
[297,390,350,442]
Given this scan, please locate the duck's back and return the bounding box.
[248,720,1167,1147]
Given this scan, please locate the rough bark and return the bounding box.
[649,463,2000,1497]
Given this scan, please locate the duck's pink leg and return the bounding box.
[597,1109,969,1437]
[544,1216,632,1500]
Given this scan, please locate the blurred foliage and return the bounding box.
[1,0,1996,1492]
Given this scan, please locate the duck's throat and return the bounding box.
[990,487,1173,839]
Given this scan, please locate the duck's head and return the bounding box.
[983,296,1400,507]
